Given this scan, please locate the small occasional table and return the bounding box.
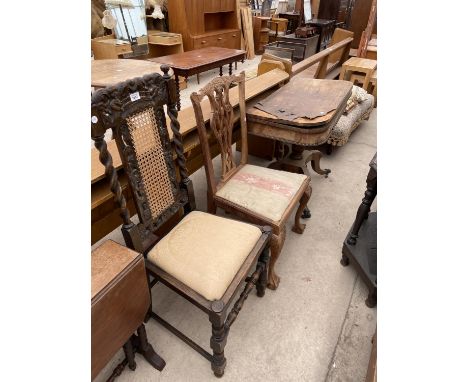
[149,47,246,110]
[339,57,377,92]
[91,59,169,89]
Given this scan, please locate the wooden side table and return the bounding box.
[339,57,377,92]
[149,47,246,110]
[92,241,165,380]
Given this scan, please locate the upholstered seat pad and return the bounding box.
[147,211,262,301]
[216,164,308,222]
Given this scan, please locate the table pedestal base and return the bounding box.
[268,145,331,218]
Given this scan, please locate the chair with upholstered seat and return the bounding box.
[91,67,271,378]
[190,72,312,291]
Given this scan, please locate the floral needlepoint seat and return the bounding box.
[216,164,308,223]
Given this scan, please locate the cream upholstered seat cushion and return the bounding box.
[215,164,307,223]
[147,211,262,301]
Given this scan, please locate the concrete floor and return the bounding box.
[93,59,377,382]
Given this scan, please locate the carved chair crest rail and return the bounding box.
[91,67,272,377]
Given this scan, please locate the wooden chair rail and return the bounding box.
[291,37,353,77]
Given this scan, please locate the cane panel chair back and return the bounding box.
[190,72,249,198]
[91,66,195,254]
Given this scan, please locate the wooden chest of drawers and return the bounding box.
[193,29,241,50]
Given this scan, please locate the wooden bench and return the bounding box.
[91,69,289,243]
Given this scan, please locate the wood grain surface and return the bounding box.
[92,59,169,88]
[250,79,352,125]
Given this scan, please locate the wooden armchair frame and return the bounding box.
[190,72,312,290]
[91,67,272,378]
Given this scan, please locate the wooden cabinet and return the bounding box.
[253,16,270,54]
[168,0,241,51]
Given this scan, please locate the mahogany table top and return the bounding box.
[148,47,246,71]
[247,79,352,128]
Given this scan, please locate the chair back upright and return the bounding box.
[190,72,248,198]
[91,66,195,253]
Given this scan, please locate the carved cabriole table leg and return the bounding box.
[347,166,377,245]
[304,150,331,178]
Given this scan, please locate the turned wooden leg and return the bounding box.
[175,73,181,111]
[123,338,136,371]
[293,184,312,234]
[197,73,200,84]
[228,63,233,75]
[347,168,377,245]
[267,227,285,290]
[256,246,270,297]
[135,324,166,371]
[365,286,377,308]
[304,150,331,177]
[209,314,227,378]
[219,66,223,76]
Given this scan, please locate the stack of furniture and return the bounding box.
[91,241,165,380]
[277,32,319,61]
[278,11,301,34]
[306,19,335,51]
[341,153,377,307]
[253,16,271,54]
[167,0,241,51]
[268,17,289,42]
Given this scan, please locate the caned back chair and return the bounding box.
[91,67,271,377]
[190,72,312,290]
